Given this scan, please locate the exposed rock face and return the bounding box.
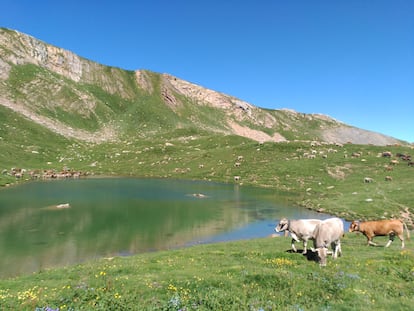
[164,73,253,112]
[159,73,289,142]
[0,28,84,81]
[135,70,153,93]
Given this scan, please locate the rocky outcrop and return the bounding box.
[161,73,288,141]
[0,28,84,81]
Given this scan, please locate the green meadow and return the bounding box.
[0,234,413,310]
[1,134,413,310]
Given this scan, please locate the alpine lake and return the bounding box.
[0,178,334,278]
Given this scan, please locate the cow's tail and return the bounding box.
[402,221,411,240]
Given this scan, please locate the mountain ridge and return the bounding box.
[0,27,405,146]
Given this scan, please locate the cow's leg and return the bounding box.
[330,241,340,259]
[290,233,300,252]
[367,237,377,246]
[291,239,298,252]
[385,233,395,248]
[302,239,308,254]
[335,241,342,258]
[397,233,405,248]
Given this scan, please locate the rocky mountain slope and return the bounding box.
[0,28,404,146]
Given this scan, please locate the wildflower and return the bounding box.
[265,257,294,267]
[168,295,181,308]
[0,289,12,300]
[35,306,59,311]
[17,287,38,301]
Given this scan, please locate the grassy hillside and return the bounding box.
[1,118,413,225]
[0,234,413,310]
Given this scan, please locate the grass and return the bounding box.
[0,234,413,310]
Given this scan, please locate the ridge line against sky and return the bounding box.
[2,0,413,142]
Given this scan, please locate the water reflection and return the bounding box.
[0,178,328,278]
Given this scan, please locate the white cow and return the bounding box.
[275,218,322,254]
[312,217,344,266]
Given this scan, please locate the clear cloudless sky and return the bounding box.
[2,0,413,142]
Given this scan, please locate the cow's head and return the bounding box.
[316,247,328,266]
[349,221,360,232]
[275,218,289,233]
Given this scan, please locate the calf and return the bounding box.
[275,218,321,254]
[313,217,344,266]
[349,219,410,248]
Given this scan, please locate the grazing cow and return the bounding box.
[313,218,344,266]
[364,177,374,183]
[349,219,410,248]
[275,218,321,254]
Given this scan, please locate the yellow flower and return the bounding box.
[17,287,38,301]
[265,257,294,267]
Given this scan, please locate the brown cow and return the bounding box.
[349,219,410,248]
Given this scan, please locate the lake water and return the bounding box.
[0,178,331,278]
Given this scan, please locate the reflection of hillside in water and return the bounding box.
[0,178,322,278]
[0,199,248,278]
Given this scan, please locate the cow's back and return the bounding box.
[314,218,344,248]
[361,219,403,236]
[290,219,321,239]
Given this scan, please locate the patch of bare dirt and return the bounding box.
[326,165,350,180]
[227,120,286,143]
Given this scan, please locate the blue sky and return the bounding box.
[2,0,413,142]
